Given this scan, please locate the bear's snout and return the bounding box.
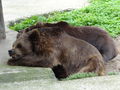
[8,49,15,56]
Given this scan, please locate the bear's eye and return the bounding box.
[16,44,22,48]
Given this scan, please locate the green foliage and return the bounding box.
[64,73,97,80]
[108,72,119,75]
[62,72,119,80]
[9,0,120,37]
[90,0,111,3]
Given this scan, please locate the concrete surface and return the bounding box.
[0,65,120,90]
[0,28,17,64]
[0,0,120,90]
[2,0,89,22]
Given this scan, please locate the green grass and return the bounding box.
[63,72,119,80]
[9,0,120,37]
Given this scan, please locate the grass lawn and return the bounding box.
[9,0,120,37]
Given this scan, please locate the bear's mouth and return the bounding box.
[11,54,25,60]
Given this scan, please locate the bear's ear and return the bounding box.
[28,29,40,42]
[17,30,24,38]
[28,30,40,54]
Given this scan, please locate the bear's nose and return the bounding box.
[8,50,15,56]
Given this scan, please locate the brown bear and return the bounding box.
[17,21,118,62]
[8,27,105,79]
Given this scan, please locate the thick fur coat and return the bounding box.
[17,21,118,62]
[8,27,105,79]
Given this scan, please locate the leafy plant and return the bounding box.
[9,0,120,37]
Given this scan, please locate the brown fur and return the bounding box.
[8,27,105,79]
[17,21,118,62]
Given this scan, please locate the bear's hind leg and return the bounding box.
[79,56,105,76]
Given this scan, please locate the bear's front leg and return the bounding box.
[52,65,68,80]
[7,58,19,66]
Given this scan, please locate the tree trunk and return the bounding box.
[0,0,5,40]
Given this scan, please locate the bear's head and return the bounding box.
[8,32,33,60]
[8,27,64,67]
